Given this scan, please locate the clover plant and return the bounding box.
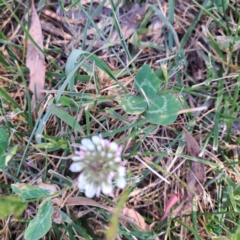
[118,65,180,125]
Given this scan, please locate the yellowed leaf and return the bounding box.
[121,208,149,231]
[52,198,62,206]
[181,125,205,196]
[173,125,206,218]
[64,197,149,230]
[37,179,58,194]
[52,206,63,224]
[26,0,45,107]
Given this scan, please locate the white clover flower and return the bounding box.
[70,135,126,198]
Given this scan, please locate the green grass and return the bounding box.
[0,0,240,239]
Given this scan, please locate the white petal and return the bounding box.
[101,182,113,195]
[104,139,110,148]
[118,166,126,177]
[78,174,87,190]
[114,157,121,162]
[79,146,87,151]
[72,156,83,161]
[92,135,101,145]
[107,153,113,158]
[85,183,97,198]
[100,139,106,148]
[107,171,115,183]
[115,146,123,157]
[109,142,118,152]
[81,138,95,150]
[95,187,101,197]
[115,177,126,189]
[75,151,84,156]
[70,162,84,172]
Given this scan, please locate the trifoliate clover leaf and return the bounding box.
[118,94,147,114]
[145,94,180,125]
[134,65,160,98]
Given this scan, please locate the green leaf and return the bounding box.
[66,49,126,92]
[0,196,26,219]
[48,104,84,134]
[106,189,131,240]
[233,184,240,205]
[118,94,147,114]
[0,88,26,115]
[154,68,164,80]
[0,156,6,170]
[208,34,226,61]
[0,128,9,155]
[176,49,187,67]
[0,145,18,171]
[11,183,51,200]
[24,200,53,240]
[32,137,67,152]
[57,96,77,108]
[233,184,240,196]
[134,65,160,98]
[213,0,229,14]
[145,94,180,125]
[229,226,240,240]
[228,186,239,212]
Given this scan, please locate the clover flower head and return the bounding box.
[70,135,126,198]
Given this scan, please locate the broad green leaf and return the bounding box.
[32,142,57,149]
[134,65,160,98]
[0,128,9,155]
[48,104,84,134]
[57,96,77,108]
[0,196,26,219]
[0,156,6,170]
[213,0,229,14]
[45,136,68,149]
[145,94,180,125]
[154,68,164,81]
[0,145,18,171]
[33,138,67,152]
[5,145,17,162]
[11,183,51,200]
[118,94,147,114]
[24,200,53,240]
[65,50,83,91]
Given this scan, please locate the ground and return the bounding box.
[0,0,240,239]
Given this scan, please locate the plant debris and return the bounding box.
[26,0,45,108]
[173,125,206,218]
